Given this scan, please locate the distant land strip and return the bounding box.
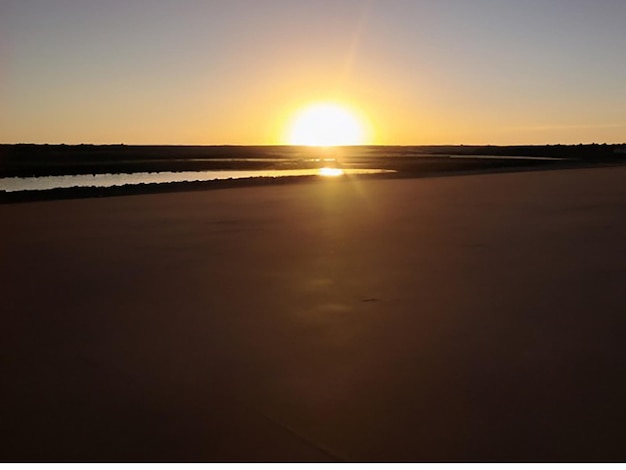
[1,143,625,178]
[1,144,625,204]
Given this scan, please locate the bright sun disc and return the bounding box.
[288,103,367,146]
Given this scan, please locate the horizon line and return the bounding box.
[3,142,626,147]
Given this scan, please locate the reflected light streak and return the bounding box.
[337,0,374,90]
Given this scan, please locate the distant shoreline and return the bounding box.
[1,143,625,177]
[2,157,623,204]
[1,143,625,204]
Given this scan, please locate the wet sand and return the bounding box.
[2,166,626,461]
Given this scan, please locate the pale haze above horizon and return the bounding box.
[2,0,625,146]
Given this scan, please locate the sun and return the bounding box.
[287,103,369,146]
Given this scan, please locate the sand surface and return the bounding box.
[2,167,626,461]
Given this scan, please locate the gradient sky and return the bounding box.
[2,0,625,145]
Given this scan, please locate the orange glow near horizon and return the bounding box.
[285,103,371,146]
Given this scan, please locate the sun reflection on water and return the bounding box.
[318,167,344,177]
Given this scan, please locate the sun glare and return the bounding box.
[287,103,368,146]
[318,167,344,177]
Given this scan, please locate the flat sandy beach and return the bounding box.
[2,166,626,461]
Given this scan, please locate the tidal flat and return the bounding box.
[2,164,626,461]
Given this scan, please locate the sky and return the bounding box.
[1,0,625,145]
